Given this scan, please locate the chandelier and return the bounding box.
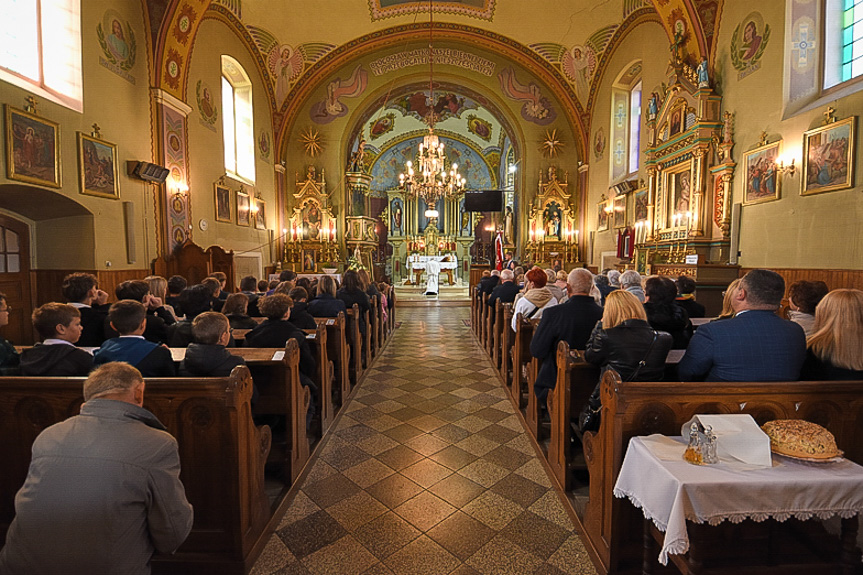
[398,0,465,216]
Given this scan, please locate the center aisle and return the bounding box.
[252,306,597,575]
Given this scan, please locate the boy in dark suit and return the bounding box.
[94,300,175,377]
[62,272,110,347]
[179,312,245,377]
[21,303,94,376]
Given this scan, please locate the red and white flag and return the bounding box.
[494,231,504,271]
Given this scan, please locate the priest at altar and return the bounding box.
[425,258,441,296]
[408,255,457,286]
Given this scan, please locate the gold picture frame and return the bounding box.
[78,132,119,199]
[254,199,267,230]
[5,105,61,188]
[237,190,251,226]
[612,195,627,228]
[597,198,610,231]
[802,116,856,195]
[742,140,781,205]
[215,183,232,222]
[663,161,693,229]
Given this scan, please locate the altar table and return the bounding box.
[408,255,457,285]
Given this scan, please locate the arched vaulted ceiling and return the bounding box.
[147,0,722,145]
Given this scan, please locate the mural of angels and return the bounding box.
[497,67,556,125]
[247,26,336,107]
[310,64,369,124]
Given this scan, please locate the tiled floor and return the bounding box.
[251,306,597,575]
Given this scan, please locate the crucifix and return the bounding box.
[24,96,38,114]
[823,106,835,125]
[91,123,102,138]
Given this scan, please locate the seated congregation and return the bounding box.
[0,267,395,574]
[472,264,863,573]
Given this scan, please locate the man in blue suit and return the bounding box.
[678,269,806,381]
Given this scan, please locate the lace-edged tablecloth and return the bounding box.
[613,435,863,565]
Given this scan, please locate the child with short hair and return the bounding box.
[94,300,176,377]
[21,303,94,376]
[179,312,245,377]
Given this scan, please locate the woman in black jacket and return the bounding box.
[643,276,692,349]
[584,290,673,382]
[308,275,347,317]
[337,270,371,365]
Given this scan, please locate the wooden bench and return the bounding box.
[0,366,273,574]
[345,304,363,386]
[315,313,350,405]
[225,341,309,483]
[500,303,514,386]
[302,323,335,433]
[491,299,504,372]
[569,367,863,575]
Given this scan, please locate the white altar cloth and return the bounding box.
[407,255,457,271]
[614,435,863,565]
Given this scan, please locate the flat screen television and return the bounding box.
[463,190,503,212]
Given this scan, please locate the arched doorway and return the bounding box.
[0,215,33,344]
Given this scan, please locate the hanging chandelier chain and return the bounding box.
[398,0,466,207]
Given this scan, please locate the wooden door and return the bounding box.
[0,215,33,345]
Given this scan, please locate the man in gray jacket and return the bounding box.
[0,362,193,575]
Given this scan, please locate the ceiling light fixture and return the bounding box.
[398,0,466,206]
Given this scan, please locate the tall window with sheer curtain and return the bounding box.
[0,0,83,112]
[221,56,255,184]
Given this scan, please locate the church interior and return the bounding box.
[2,0,863,573]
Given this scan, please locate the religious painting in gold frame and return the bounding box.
[663,161,693,229]
[742,141,781,205]
[597,198,610,231]
[78,132,119,199]
[215,184,232,222]
[254,199,267,230]
[236,190,251,226]
[612,195,626,228]
[802,116,855,195]
[5,105,61,188]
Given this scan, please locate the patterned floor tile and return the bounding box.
[252,306,596,575]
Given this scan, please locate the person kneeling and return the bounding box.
[0,362,193,575]
[94,300,176,377]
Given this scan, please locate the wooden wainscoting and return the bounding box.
[740,268,863,294]
[32,269,151,306]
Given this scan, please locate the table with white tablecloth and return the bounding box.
[614,435,863,568]
[407,255,457,285]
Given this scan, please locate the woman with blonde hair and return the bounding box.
[578,290,672,432]
[713,278,741,321]
[584,290,673,382]
[145,275,178,320]
[800,289,863,380]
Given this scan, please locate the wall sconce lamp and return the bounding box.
[778,157,797,177]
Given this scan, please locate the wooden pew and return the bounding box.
[315,312,350,405]
[491,299,504,371]
[303,323,334,433]
[345,304,363,386]
[0,366,273,574]
[572,369,863,575]
[480,293,490,348]
[510,313,538,409]
[226,341,309,483]
[484,296,496,356]
[500,303,514,386]
[369,295,379,359]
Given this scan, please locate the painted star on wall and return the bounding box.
[300,127,323,157]
[541,128,564,158]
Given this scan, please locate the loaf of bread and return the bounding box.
[761,420,841,459]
